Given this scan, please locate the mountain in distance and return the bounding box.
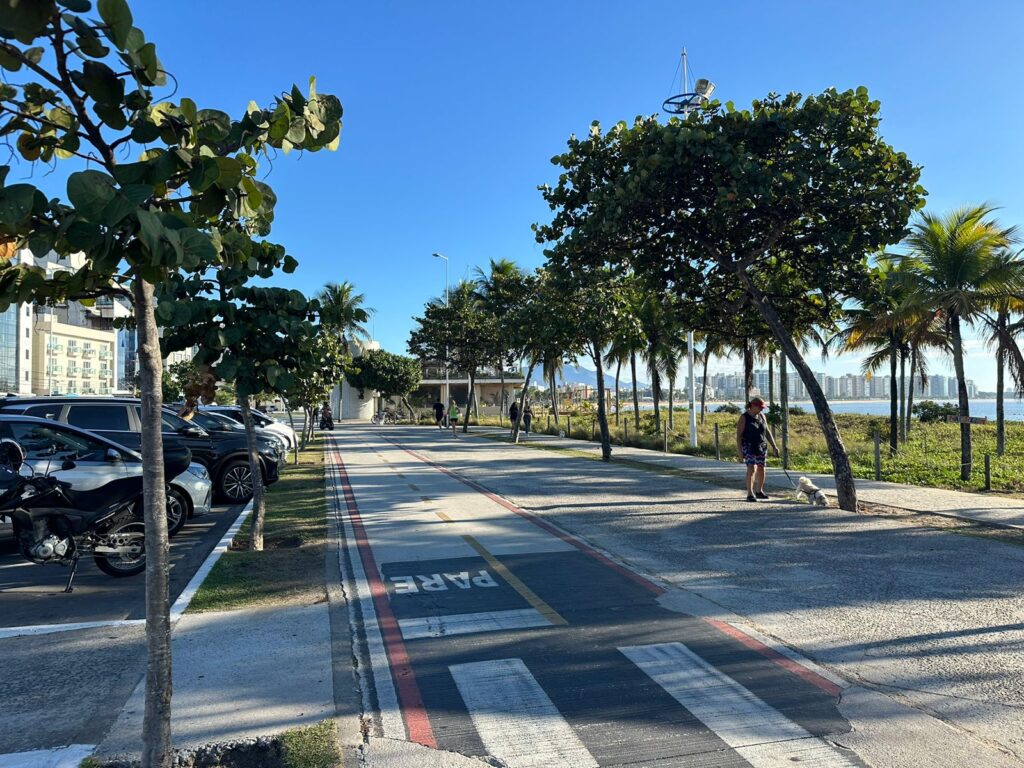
[550,363,649,390]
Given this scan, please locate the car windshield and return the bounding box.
[183,410,226,430]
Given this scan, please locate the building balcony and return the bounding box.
[66,346,79,355]
[98,349,111,358]
[48,343,64,352]
[81,348,95,357]
[66,367,80,376]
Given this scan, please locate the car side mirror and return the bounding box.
[105,448,122,463]
[179,426,204,438]
[61,459,76,471]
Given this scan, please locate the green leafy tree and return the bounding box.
[0,3,341,761]
[163,358,199,404]
[475,258,527,423]
[285,326,348,447]
[345,348,421,417]
[538,90,924,510]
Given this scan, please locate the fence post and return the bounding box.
[714,423,720,461]
[873,429,881,481]
[663,422,669,453]
[985,453,991,491]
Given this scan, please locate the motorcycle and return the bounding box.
[0,439,189,593]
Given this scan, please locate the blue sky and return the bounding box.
[21,1,1024,389]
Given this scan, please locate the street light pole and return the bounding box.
[432,252,450,425]
[688,329,697,447]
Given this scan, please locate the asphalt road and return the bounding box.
[0,502,242,755]
[334,425,1024,767]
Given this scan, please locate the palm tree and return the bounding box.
[542,351,565,425]
[699,334,729,424]
[605,329,636,426]
[317,281,373,347]
[637,293,678,433]
[981,249,1024,456]
[475,259,525,424]
[899,206,1021,481]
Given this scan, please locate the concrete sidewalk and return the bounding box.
[476,427,1024,530]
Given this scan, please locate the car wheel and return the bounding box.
[166,487,188,537]
[219,460,254,503]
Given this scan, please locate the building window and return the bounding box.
[24,349,29,360]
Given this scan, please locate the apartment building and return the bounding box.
[32,308,117,396]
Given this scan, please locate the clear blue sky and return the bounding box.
[34,2,1024,388]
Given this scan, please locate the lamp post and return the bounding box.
[431,252,450,425]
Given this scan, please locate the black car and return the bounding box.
[0,397,284,503]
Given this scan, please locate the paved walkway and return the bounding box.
[325,426,1023,768]
[476,427,1024,529]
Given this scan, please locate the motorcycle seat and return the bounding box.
[59,476,144,513]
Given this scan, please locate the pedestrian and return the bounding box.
[449,400,460,437]
[509,401,519,434]
[522,401,533,435]
[735,396,779,502]
[432,398,445,430]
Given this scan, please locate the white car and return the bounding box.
[200,406,298,450]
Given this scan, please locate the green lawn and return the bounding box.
[187,438,328,613]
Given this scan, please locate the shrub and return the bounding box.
[714,403,741,415]
[913,400,959,423]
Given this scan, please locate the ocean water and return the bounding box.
[753,399,1024,421]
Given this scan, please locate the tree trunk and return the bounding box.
[906,347,917,440]
[743,337,753,405]
[590,342,612,460]
[700,352,709,424]
[499,366,505,427]
[401,395,416,423]
[630,352,641,430]
[614,360,621,426]
[780,352,790,469]
[898,348,907,444]
[512,359,536,444]
[739,273,857,511]
[239,397,268,551]
[550,368,560,425]
[889,344,898,454]
[650,358,662,434]
[950,312,972,482]
[133,276,172,768]
[283,397,299,463]
[464,369,475,433]
[997,339,1005,457]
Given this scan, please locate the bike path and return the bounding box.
[326,429,863,767]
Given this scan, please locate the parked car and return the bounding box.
[176,407,287,453]
[0,398,283,503]
[200,405,298,450]
[0,414,211,537]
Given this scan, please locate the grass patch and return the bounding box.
[187,438,328,613]
[281,719,340,768]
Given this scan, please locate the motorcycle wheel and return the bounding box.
[94,512,146,578]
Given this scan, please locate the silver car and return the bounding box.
[0,415,212,537]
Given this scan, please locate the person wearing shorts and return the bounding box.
[449,401,460,437]
[736,397,779,502]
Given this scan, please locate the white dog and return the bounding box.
[796,476,829,507]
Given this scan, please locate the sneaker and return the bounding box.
[746,494,757,502]
[756,491,770,500]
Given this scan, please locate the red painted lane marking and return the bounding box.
[383,437,665,596]
[382,433,846,700]
[328,443,437,747]
[703,619,841,697]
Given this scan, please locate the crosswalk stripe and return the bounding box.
[620,642,860,767]
[399,608,549,640]
[449,658,599,768]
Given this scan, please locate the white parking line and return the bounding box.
[399,608,549,640]
[620,642,859,767]
[449,658,598,768]
[0,501,252,641]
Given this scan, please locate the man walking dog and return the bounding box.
[736,397,779,502]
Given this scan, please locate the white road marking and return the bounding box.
[324,443,404,739]
[449,658,598,768]
[0,619,145,640]
[0,744,95,767]
[399,608,549,640]
[620,642,859,767]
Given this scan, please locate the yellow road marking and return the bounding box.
[434,510,453,522]
[461,535,567,627]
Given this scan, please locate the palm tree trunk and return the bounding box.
[700,352,709,424]
[906,347,917,440]
[997,342,1005,457]
[739,273,857,511]
[898,348,907,444]
[512,359,536,444]
[743,338,753,405]
[630,352,641,430]
[133,276,172,767]
[239,396,268,551]
[614,360,621,425]
[550,369,560,425]
[591,341,612,460]
[650,365,662,434]
[950,313,972,482]
[889,344,898,454]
